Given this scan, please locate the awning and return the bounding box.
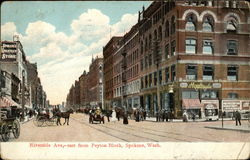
[182,99,202,109]
[0,97,21,108]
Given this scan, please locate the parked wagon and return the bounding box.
[0,108,20,142]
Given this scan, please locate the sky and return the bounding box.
[1,1,151,105]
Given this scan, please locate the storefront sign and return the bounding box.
[241,101,250,110]
[187,83,212,90]
[222,100,241,112]
[212,83,221,88]
[201,100,219,109]
[1,53,17,61]
[180,83,188,88]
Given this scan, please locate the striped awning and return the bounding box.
[182,99,202,109]
[0,97,20,108]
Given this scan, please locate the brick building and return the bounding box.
[102,0,250,119]
[138,0,250,118]
[79,70,88,106]
[103,37,122,109]
[66,57,103,109]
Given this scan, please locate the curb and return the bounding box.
[205,126,250,133]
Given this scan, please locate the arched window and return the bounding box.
[165,20,169,37]
[185,14,196,31]
[158,26,162,41]
[171,16,176,34]
[203,16,214,32]
[226,18,237,33]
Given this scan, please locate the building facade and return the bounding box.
[0,36,47,110]
[138,0,250,118]
[102,0,250,118]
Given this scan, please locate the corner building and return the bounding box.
[138,1,250,118]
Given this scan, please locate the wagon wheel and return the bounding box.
[1,123,10,142]
[33,116,40,126]
[37,116,45,127]
[46,117,55,126]
[12,120,20,138]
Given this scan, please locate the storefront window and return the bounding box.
[201,90,218,99]
[182,91,199,99]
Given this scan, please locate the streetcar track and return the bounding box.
[72,119,159,142]
[72,117,188,142]
[72,117,159,142]
[71,118,128,142]
[116,123,220,142]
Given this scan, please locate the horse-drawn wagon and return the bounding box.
[0,107,20,142]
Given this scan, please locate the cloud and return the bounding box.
[1,9,138,104]
[71,9,110,42]
[1,22,18,41]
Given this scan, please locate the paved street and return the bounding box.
[6,113,249,142]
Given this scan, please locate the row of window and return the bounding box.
[126,49,139,66]
[141,64,239,89]
[185,38,238,55]
[186,64,238,81]
[185,13,238,33]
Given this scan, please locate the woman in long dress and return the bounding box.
[111,109,117,122]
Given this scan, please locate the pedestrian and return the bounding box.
[111,109,117,122]
[135,109,140,122]
[235,110,241,126]
[123,111,128,124]
[183,110,188,122]
[192,112,195,122]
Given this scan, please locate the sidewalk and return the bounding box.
[144,117,234,122]
[205,124,250,133]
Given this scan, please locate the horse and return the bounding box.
[54,109,74,125]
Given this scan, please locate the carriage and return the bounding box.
[0,107,20,142]
[33,112,57,127]
[89,112,105,124]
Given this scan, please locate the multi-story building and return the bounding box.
[1,36,47,110]
[0,36,30,108]
[87,57,103,108]
[79,70,88,106]
[103,36,122,110]
[138,0,250,118]
[66,57,103,109]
